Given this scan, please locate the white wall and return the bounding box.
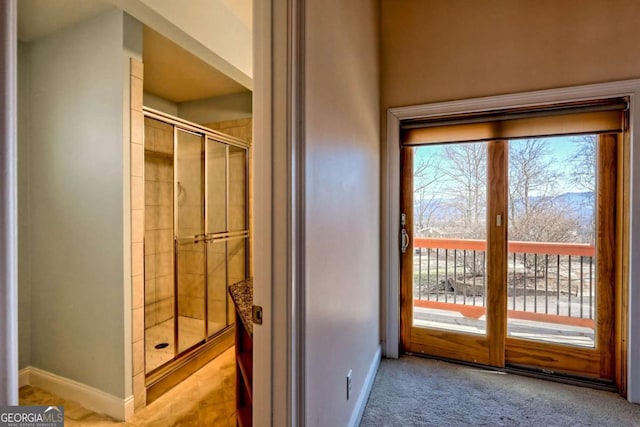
[304,1,380,425]
[178,92,252,125]
[23,9,133,399]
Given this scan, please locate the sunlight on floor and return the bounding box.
[19,347,236,426]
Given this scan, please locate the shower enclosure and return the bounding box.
[143,109,249,379]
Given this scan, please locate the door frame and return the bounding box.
[383,79,640,403]
[253,0,306,426]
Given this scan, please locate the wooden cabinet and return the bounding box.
[235,308,253,427]
[229,279,253,427]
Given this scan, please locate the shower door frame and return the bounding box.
[143,107,250,396]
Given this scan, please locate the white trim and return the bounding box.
[19,366,134,420]
[383,79,640,403]
[348,345,381,427]
[0,0,18,405]
[382,110,400,359]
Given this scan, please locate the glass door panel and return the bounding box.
[144,117,175,373]
[176,239,206,353]
[411,142,488,335]
[207,139,227,234]
[176,130,204,237]
[507,136,597,348]
[228,146,247,231]
[227,237,247,324]
[207,240,227,337]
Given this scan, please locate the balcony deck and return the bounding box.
[412,237,596,348]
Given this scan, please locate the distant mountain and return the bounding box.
[414,191,594,226]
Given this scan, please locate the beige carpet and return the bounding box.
[360,356,640,426]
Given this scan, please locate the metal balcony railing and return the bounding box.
[413,238,596,325]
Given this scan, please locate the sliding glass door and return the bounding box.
[400,99,624,382]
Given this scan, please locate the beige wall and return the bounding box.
[304,1,380,425]
[179,92,252,125]
[381,0,640,109]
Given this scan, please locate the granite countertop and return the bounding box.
[228,278,253,336]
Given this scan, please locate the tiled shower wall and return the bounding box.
[144,118,175,328]
[130,59,145,409]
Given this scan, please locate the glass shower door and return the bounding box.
[206,139,228,337]
[176,129,206,353]
[227,145,249,325]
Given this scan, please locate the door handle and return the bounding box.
[401,228,409,253]
[401,213,410,253]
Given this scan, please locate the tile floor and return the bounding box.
[19,347,236,426]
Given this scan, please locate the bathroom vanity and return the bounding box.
[229,279,254,427]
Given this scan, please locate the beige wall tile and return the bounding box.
[144,255,156,280]
[132,209,144,243]
[145,278,156,304]
[144,156,158,182]
[133,339,144,376]
[157,230,174,253]
[156,275,173,300]
[145,206,158,231]
[144,303,157,329]
[132,242,143,277]
[158,206,173,229]
[133,372,146,410]
[159,182,173,206]
[157,298,174,323]
[156,252,173,277]
[145,181,158,206]
[131,76,143,111]
[131,110,144,144]
[133,307,144,343]
[132,274,144,310]
[145,231,157,256]
[131,176,144,210]
[131,142,144,177]
[130,58,143,79]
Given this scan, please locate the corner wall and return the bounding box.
[23,9,130,399]
[304,1,380,425]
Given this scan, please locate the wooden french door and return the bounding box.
[400,134,619,383]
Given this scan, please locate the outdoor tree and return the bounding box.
[441,143,487,239]
[569,135,597,243]
[508,138,576,242]
[413,149,443,234]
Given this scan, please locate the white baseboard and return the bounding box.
[18,366,134,421]
[349,345,382,427]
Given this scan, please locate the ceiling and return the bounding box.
[142,26,248,103]
[17,0,249,103]
[18,0,114,42]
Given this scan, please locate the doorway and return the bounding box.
[399,100,626,387]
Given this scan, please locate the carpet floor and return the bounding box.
[360,356,640,426]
